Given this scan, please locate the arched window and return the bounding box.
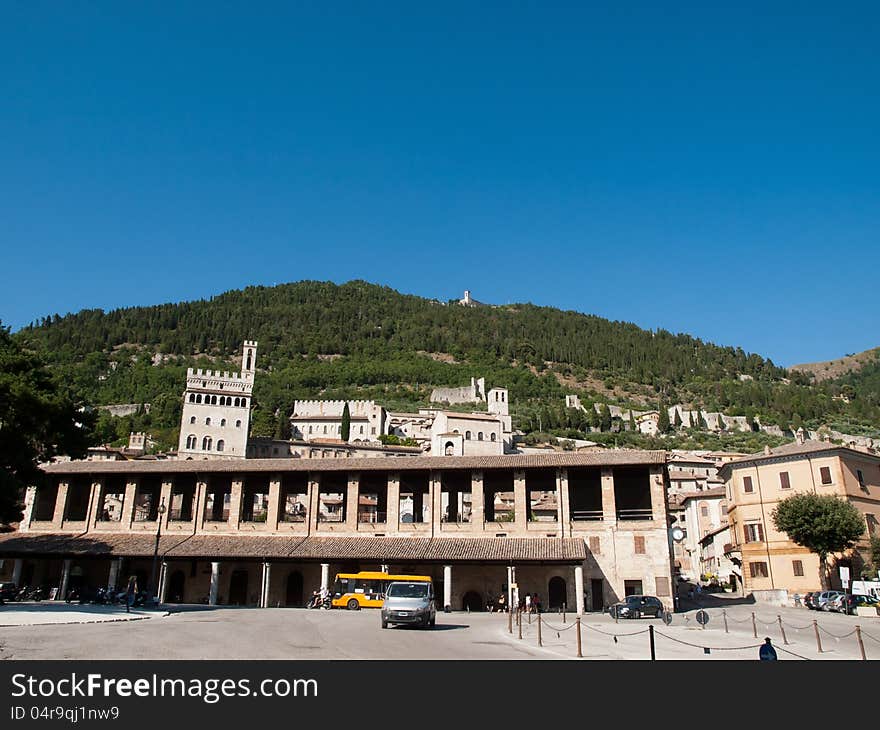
[202,436,212,451]
[186,435,197,449]
[190,416,196,424]
[236,420,242,428]
[246,350,252,370]
[465,431,471,440]
[217,440,225,452]
[490,433,497,442]
[205,417,211,426]
[453,430,460,434]
[308,425,313,434]
[234,397,240,407]
[478,432,484,441]
[445,442,455,456]
[212,395,218,405]
[359,425,364,434]
[323,425,328,434]
[189,394,195,403]
[196,394,202,404]
[221,418,227,427]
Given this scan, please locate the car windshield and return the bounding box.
[386,583,429,598]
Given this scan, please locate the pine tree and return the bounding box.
[599,403,612,432]
[673,408,682,429]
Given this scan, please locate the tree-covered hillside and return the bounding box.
[11,280,880,450]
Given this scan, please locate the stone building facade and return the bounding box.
[0,451,673,614]
[720,438,880,600]
[177,341,257,460]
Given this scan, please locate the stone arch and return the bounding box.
[228,570,249,606]
[286,571,304,607]
[548,576,567,611]
[167,570,186,603]
[462,590,483,612]
[444,442,455,456]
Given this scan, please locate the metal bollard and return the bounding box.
[649,623,656,660]
[508,607,513,634]
[517,609,522,640]
[563,603,566,623]
[576,616,582,658]
[537,614,543,647]
[813,620,822,653]
[751,612,757,639]
[723,610,729,634]
[856,625,866,661]
[777,615,789,645]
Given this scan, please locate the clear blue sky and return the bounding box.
[2,2,877,367]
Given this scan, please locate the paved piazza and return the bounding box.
[0,597,876,661]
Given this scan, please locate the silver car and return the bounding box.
[381,581,436,629]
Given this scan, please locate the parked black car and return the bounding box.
[0,582,18,601]
[837,594,879,616]
[608,595,666,619]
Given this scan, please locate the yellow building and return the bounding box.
[720,436,880,599]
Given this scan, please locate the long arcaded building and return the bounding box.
[0,451,673,613]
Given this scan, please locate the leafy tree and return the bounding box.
[0,324,93,524]
[673,408,682,429]
[340,402,351,441]
[771,494,865,589]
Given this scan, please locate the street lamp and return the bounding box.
[149,496,167,604]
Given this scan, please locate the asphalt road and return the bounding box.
[0,596,877,661]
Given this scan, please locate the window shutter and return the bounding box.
[780,472,790,489]
[634,536,646,554]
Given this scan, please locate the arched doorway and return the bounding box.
[167,571,185,603]
[548,576,567,611]
[462,591,483,612]
[286,571,304,607]
[229,570,249,606]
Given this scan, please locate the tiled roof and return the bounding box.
[42,450,666,476]
[719,440,880,474]
[0,532,586,563]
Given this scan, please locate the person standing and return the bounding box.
[759,637,778,661]
[525,593,532,614]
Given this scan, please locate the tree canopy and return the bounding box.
[0,324,93,524]
[771,493,865,587]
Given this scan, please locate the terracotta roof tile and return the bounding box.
[42,451,666,476]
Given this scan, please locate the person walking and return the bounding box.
[759,637,778,661]
[525,593,532,614]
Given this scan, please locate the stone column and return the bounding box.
[261,562,271,608]
[574,564,585,616]
[649,466,666,523]
[229,478,244,529]
[308,474,320,533]
[59,559,72,601]
[158,561,169,603]
[107,557,123,591]
[11,559,23,587]
[557,468,570,536]
[121,479,138,527]
[209,561,220,605]
[195,479,209,527]
[443,565,452,611]
[507,566,515,609]
[87,478,103,526]
[601,467,616,522]
[159,480,173,529]
[513,470,527,531]
[431,472,442,533]
[267,476,282,531]
[52,482,69,528]
[345,473,360,530]
[470,471,484,530]
[386,473,400,530]
[320,563,330,592]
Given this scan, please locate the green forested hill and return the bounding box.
[10,280,879,450]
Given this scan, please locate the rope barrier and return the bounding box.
[817,626,857,639]
[774,645,813,661]
[653,631,762,652]
[859,629,880,644]
[539,619,576,632]
[582,624,651,637]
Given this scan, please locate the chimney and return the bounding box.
[763,445,772,456]
[796,427,806,445]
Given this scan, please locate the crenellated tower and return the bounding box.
[177,340,258,459]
